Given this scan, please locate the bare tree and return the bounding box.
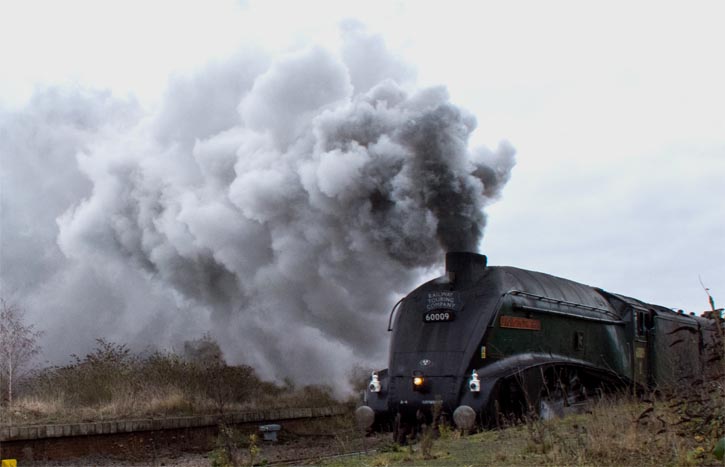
[0,298,43,406]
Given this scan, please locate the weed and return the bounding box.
[210,424,246,467]
[419,425,435,460]
[437,419,459,441]
[248,433,260,466]
[376,441,402,453]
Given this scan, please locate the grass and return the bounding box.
[324,391,725,467]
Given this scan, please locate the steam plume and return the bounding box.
[0,26,515,389]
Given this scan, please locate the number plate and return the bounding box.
[423,311,455,322]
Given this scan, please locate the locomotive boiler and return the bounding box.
[355,252,722,438]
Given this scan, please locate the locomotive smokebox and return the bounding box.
[445,251,487,285]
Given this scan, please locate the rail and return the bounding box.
[508,290,622,321]
[513,304,625,325]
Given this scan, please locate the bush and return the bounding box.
[8,337,344,424]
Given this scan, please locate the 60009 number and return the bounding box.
[423,311,455,322]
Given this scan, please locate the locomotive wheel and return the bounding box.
[538,384,566,420]
[538,367,589,419]
[564,371,589,409]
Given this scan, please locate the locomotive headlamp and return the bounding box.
[412,371,425,391]
[468,369,481,392]
[368,371,381,393]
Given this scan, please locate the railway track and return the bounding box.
[0,406,381,465]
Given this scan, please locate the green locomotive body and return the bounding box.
[357,252,722,434]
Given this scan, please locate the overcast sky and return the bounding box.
[1,0,723,384]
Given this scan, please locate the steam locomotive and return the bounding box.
[355,252,723,437]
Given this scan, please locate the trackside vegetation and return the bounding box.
[325,386,725,467]
[0,336,339,426]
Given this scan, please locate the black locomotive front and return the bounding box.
[357,252,498,432]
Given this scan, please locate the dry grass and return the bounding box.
[522,396,691,466]
[325,392,725,467]
[2,389,196,425]
[0,338,341,426]
[1,383,340,426]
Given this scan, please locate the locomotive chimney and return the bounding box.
[445,251,487,285]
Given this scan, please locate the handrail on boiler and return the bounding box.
[508,289,622,322]
[388,297,406,332]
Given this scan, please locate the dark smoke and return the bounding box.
[0,26,515,392]
[402,103,490,252]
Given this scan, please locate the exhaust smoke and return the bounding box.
[0,26,515,390]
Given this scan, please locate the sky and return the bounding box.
[1,0,723,389]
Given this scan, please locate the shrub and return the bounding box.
[7,336,344,424]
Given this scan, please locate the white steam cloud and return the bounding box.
[0,25,515,390]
